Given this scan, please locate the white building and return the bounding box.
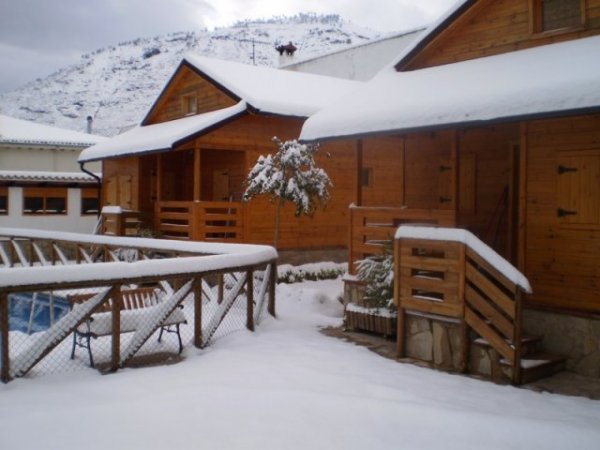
[280,28,423,81]
[0,115,106,233]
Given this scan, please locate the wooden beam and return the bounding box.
[246,270,254,332]
[193,277,203,348]
[110,286,121,372]
[268,262,277,317]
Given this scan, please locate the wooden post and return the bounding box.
[217,274,224,304]
[193,277,203,348]
[518,122,528,273]
[0,293,10,383]
[110,286,121,372]
[395,238,405,358]
[194,145,201,202]
[268,262,277,317]
[348,205,355,275]
[512,290,523,385]
[458,243,469,373]
[246,270,254,331]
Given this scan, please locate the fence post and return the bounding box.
[246,270,254,332]
[193,277,203,348]
[0,292,10,382]
[268,262,277,317]
[218,274,224,304]
[110,286,121,372]
[395,238,405,358]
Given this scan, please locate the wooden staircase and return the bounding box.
[394,226,565,385]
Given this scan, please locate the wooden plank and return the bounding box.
[399,255,460,273]
[401,296,463,318]
[465,284,514,339]
[466,262,516,318]
[0,293,9,382]
[466,248,518,293]
[465,308,514,364]
[399,275,459,297]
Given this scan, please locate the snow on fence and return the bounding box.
[0,227,278,382]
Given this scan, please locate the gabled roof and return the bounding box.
[300,35,600,142]
[79,102,246,162]
[181,54,360,118]
[0,115,107,148]
[392,0,474,71]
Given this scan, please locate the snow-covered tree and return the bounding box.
[356,240,395,311]
[243,137,332,248]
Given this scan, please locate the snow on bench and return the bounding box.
[68,286,187,367]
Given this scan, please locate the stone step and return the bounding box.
[502,352,566,384]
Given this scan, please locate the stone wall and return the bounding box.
[523,309,600,378]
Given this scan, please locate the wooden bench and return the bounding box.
[68,287,187,367]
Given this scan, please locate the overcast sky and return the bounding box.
[0,0,458,93]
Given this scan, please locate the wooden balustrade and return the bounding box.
[155,201,244,242]
[395,226,530,384]
[102,210,142,236]
[348,206,455,274]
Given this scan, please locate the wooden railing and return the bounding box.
[0,228,277,383]
[154,201,244,242]
[348,205,456,274]
[102,209,143,236]
[394,226,531,384]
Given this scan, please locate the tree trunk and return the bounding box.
[274,198,283,248]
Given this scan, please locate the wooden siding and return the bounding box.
[524,114,600,313]
[405,0,600,70]
[145,65,237,125]
[102,157,139,211]
[360,137,403,206]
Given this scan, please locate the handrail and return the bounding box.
[394,225,531,384]
[348,205,456,274]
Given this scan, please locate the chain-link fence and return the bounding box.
[0,231,277,382]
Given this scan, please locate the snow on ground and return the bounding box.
[1,276,599,450]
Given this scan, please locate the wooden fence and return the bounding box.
[0,229,277,382]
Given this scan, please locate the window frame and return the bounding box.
[0,187,8,215]
[181,93,198,116]
[80,187,100,216]
[529,0,586,37]
[22,187,68,216]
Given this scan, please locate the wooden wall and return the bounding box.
[145,65,237,125]
[405,0,600,70]
[524,114,600,314]
[361,137,403,207]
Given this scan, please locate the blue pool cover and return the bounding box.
[9,292,70,334]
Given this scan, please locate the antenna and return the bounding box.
[238,38,271,65]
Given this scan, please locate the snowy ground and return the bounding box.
[1,277,599,449]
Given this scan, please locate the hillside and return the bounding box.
[0,14,381,137]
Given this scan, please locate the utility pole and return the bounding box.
[239,38,271,65]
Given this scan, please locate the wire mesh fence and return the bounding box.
[0,231,277,382]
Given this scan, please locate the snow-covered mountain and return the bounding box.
[0,14,381,137]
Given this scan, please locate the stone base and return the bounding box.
[523,308,600,378]
[403,313,463,371]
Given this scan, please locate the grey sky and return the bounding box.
[0,0,457,93]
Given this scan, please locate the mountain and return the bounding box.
[0,14,381,137]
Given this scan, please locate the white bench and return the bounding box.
[69,287,187,367]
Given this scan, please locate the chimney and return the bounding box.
[86,115,93,134]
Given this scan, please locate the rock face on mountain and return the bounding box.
[0,14,380,137]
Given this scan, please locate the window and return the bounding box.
[81,187,99,215]
[23,187,67,215]
[531,0,584,34]
[182,93,198,116]
[361,168,373,187]
[0,187,7,215]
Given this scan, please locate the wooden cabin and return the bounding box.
[79,56,359,251]
[301,0,600,380]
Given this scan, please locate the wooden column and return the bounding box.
[512,290,523,385]
[193,277,203,348]
[156,154,163,203]
[518,122,528,273]
[246,270,254,331]
[356,139,363,206]
[194,144,201,202]
[451,130,459,214]
[268,262,277,317]
[0,292,10,383]
[110,286,121,372]
[395,238,405,358]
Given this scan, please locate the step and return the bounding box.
[501,352,566,384]
[472,334,543,357]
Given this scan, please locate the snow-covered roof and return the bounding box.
[300,35,600,142]
[0,170,99,184]
[79,102,246,162]
[183,54,361,117]
[0,115,107,148]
